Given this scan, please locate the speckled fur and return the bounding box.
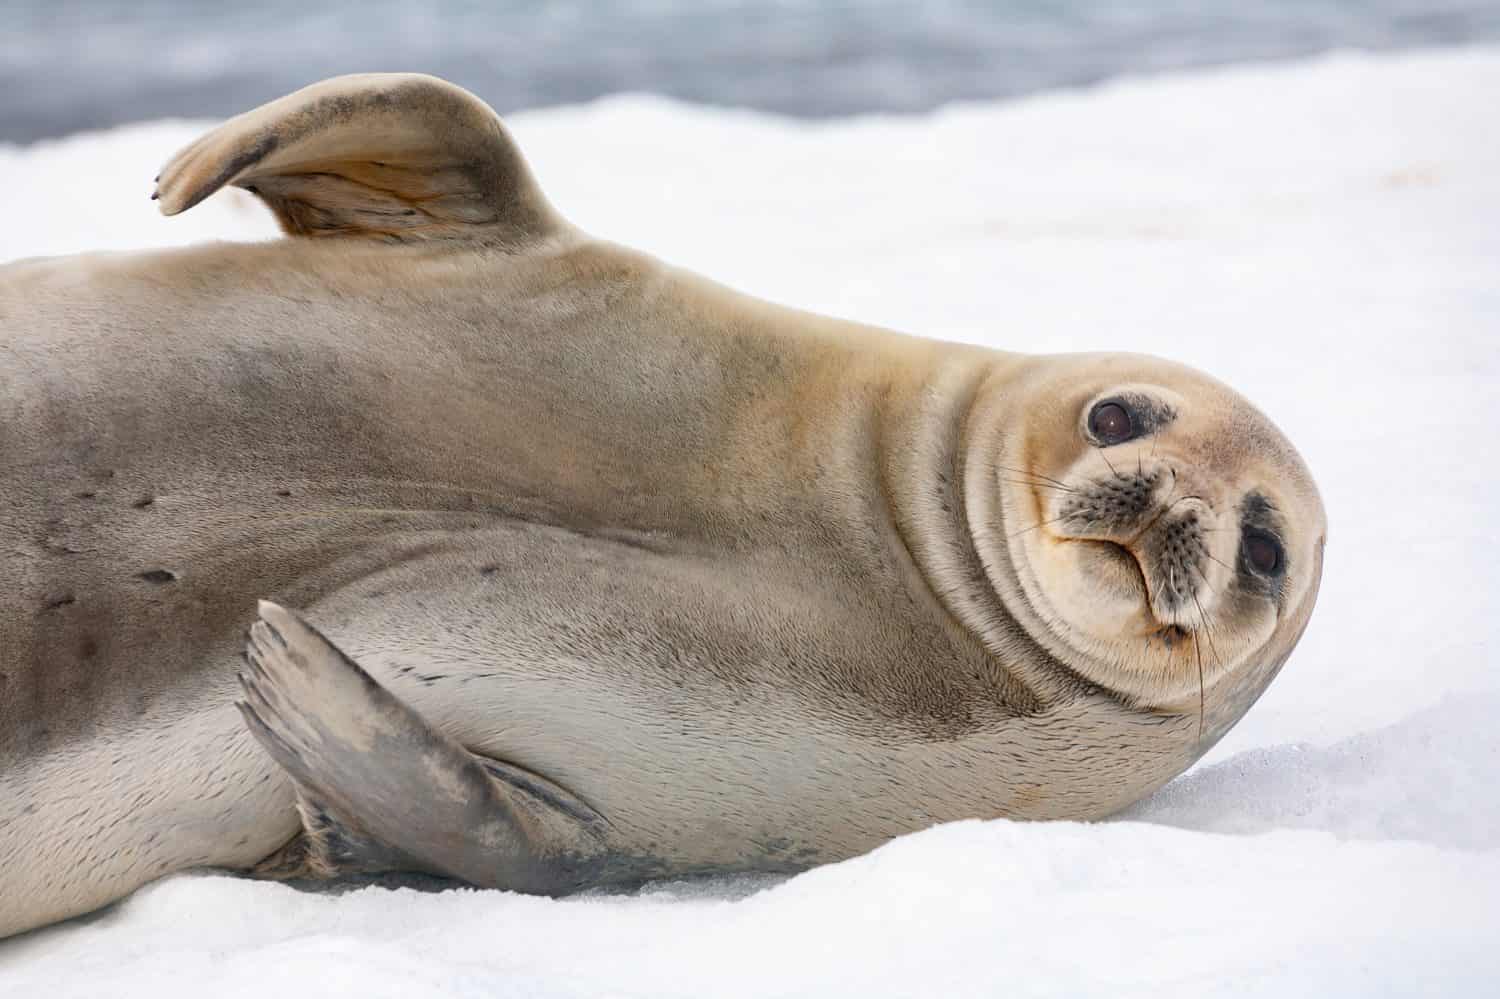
[0,75,1325,938]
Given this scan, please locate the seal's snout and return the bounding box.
[1053,460,1171,543]
[1132,496,1226,627]
[1044,457,1233,632]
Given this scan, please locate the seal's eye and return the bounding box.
[1244,530,1283,576]
[1088,400,1135,445]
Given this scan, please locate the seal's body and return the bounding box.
[0,75,1325,938]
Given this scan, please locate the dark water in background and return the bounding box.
[3,0,1498,142]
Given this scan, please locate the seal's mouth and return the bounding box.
[1060,535,1156,619]
[1086,537,1143,589]
[1073,537,1188,638]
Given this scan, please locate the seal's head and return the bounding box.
[981,353,1325,741]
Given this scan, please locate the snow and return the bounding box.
[2,46,1498,997]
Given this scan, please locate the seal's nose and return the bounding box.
[1128,495,1230,627]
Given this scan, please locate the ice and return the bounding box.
[1,45,1496,997]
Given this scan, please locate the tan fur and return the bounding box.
[0,75,1324,938]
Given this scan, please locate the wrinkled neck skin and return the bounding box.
[877,358,1068,703]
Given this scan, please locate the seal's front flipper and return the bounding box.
[236,601,606,894]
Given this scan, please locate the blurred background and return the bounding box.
[4,0,1498,141]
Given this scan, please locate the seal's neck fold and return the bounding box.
[877,359,1073,709]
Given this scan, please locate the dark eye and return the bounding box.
[1088,400,1135,445]
[1244,530,1283,576]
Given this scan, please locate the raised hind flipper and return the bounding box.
[237,601,607,894]
[153,73,562,244]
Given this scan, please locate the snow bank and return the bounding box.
[2,46,1497,997]
[5,822,1497,999]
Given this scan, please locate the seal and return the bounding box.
[0,74,1325,938]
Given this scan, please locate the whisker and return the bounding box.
[1096,446,1120,478]
[1161,468,1179,508]
[1002,478,1075,494]
[1007,515,1065,540]
[1186,565,1228,729]
[1199,545,1234,572]
[1186,558,1223,607]
[998,465,1076,492]
[1189,581,1223,673]
[1171,565,1213,743]
[1191,626,1206,740]
[1150,560,1174,613]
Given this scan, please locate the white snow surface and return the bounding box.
[2,47,1498,997]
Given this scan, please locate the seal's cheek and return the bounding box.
[1027,536,1155,643]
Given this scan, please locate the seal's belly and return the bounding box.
[300,518,1153,876]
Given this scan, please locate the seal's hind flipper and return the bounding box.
[153,73,560,244]
[236,601,606,894]
[246,786,418,882]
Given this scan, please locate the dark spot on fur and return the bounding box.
[74,490,96,500]
[132,495,155,509]
[137,569,178,585]
[275,489,292,497]
[479,566,500,576]
[78,635,100,659]
[186,134,279,213]
[1155,624,1189,648]
[1242,492,1278,520]
[417,673,448,685]
[42,592,76,612]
